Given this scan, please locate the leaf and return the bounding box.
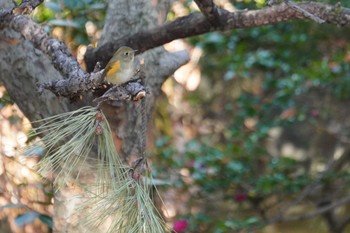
[39,214,53,228]
[227,162,245,174]
[15,211,40,227]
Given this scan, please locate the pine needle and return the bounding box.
[26,106,168,232]
[28,106,124,189]
[80,171,169,233]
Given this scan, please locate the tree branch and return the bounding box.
[1,1,349,98]
[194,0,222,26]
[0,9,108,98]
[339,215,350,232]
[0,12,147,99]
[0,12,85,80]
[284,0,325,23]
[0,1,187,98]
[268,157,335,224]
[12,0,44,15]
[283,195,350,222]
[0,0,43,17]
[85,2,350,71]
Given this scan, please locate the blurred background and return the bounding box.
[1,0,350,232]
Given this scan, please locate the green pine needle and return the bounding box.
[80,173,168,233]
[27,106,167,232]
[29,106,124,189]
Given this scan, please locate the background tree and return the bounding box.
[1,0,350,232]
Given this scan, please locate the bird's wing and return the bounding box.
[103,60,121,78]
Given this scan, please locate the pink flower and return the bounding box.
[234,192,247,203]
[173,219,189,232]
[185,160,195,168]
[311,110,320,117]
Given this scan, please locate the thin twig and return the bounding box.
[288,158,334,208]
[284,195,350,222]
[285,0,325,24]
[339,215,350,232]
[271,157,334,222]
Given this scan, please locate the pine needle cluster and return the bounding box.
[28,106,167,232]
[81,170,167,233]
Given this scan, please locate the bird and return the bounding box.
[102,46,136,85]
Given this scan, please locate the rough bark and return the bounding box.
[96,0,189,162]
[0,4,71,122]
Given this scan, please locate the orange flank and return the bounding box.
[106,60,120,77]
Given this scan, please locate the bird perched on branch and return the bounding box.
[102,46,136,85]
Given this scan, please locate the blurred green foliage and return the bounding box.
[33,0,106,46]
[155,0,350,232]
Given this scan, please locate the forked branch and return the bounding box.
[85,2,350,71]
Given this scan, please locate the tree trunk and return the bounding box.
[0,0,188,232]
[98,0,187,161]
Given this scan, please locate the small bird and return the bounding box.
[103,46,136,85]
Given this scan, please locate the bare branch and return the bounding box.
[85,2,350,71]
[270,157,335,223]
[0,3,186,98]
[1,1,349,97]
[284,195,350,222]
[284,0,325,23]
[0,13,85,81]
[0,9,94,97]
[194,0,221,26]
[339,215,350,232]
[93,71,147,106]
[148,50,190,90]
[37,70,104,97]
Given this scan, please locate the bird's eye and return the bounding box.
[124,52,129,56]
